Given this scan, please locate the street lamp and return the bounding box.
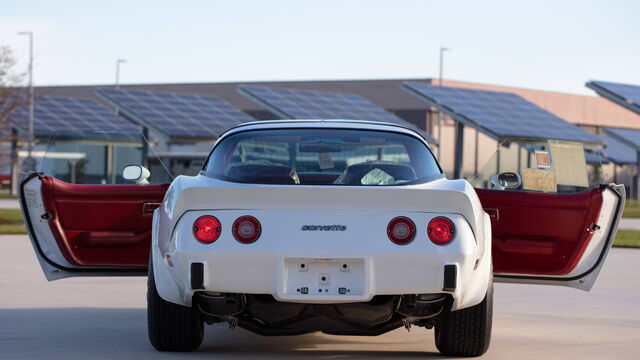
[439,47,449,86]
[436,47,449,161]
[115,59,127,89]
[17,31,35,171]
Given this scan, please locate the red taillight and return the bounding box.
[233,216,261,243]
[193,216,221,243]
[428,217,455,244]
[387,217,416,245]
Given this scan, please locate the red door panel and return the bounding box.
[476,188,603,275]
[41,176,169,268]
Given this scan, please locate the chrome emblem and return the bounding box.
[301,225,347,231]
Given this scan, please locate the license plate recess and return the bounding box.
[283,258,364,296]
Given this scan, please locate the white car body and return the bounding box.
[20,120,624,356]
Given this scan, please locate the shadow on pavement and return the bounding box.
[0,308,450,359]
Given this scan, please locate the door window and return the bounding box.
[39,130,172,184]
[470,139,603,194]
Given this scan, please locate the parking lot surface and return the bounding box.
[1,235,639,359]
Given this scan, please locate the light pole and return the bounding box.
[436,47,449,161]
[17,31,35,171]
[115,59,127,89]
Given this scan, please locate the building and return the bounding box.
[7,78,639,197]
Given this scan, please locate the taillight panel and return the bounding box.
[193,216,222,243]
[428,217,455,245]
[387,216,416,245]
[233,216,261,244]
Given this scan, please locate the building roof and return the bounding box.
[35,79,430,111]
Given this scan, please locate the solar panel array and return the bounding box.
[604,127,640,150]
[237,85,436,143]
[599,134,637,165]
[402,82,602,143]
[95,88,254,138]
[586,81,640,114]
[9,96,139,137]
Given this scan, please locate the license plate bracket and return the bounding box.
[282,258,365,296]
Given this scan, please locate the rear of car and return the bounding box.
[150,121,492,355]
[20,120,622,357]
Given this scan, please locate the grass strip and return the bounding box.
[613,230,640,248]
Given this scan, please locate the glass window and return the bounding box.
[470,139,603,193]
[40,130,172,184]
[204,128,442,186]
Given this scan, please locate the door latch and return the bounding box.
[587,223,601,235]
[40,212,52,222]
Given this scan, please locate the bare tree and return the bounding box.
[0,46,26,193]
[1,46,25,119]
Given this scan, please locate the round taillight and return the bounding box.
[387,217,416,245]
[233,216,261,243]
[428,217,455,244]
[193,216,221,243]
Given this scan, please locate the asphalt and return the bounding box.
[1,235,639,359]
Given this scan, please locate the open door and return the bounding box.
[19,131,172,280]
[470,139,625,291]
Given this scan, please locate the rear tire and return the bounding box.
[147,259,204,351]
[434,283,493,357]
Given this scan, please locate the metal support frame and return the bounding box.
[9,129,18,195]
[453,122,464,179]
[636,150,640,200]
[474,129,479,174]
[142,127,149,168]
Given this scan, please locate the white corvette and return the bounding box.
[20,120,624,357]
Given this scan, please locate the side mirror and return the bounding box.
[490,172,521,190]
[123,165,151,185]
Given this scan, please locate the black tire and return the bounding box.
[435,283,493,357]
[147,260,204,351]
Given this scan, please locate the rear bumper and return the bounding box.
[152,210,492,311]
[182,252,464,301]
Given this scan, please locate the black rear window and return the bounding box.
[203,128,442,185]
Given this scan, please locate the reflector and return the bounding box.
[387,217,416,245]
[233,216,261,243]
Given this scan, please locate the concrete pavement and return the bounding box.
[0,198,19,209]
[619,218,640,231]
[0,235,639,359]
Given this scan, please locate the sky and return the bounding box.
[1,0,638,95]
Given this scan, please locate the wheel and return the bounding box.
[434,283,493,357]
[147,259,204,351]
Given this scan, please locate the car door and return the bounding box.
[470,139,625,291]
[19,131,173,280]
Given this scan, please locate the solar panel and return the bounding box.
[586,81,640,115]
[402,82,602,143]
[237,85,436,143]
[9,96,139,137]
[95,88,254,138]
[604,127,640,150]
[599,134,637,165]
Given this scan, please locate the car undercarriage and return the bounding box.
[194,292,451,336]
